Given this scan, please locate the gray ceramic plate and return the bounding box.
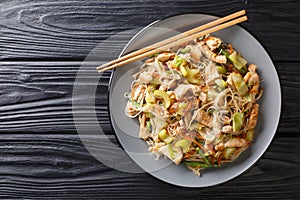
[108,14,281,187]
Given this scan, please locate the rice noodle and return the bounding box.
[124,34,262,176]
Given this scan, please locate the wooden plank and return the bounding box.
[0,0,298,199]
[0,0,299,61]
[0,61,111,133]
[0,134,298,199]
[0,61,298,134]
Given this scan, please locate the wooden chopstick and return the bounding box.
[97,11,247,73]
[97,10,245,72]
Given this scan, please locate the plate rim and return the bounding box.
[107,13,282,187]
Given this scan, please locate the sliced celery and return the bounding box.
[215,79,228,88]
[216,65,227,75]
[182,161,211,168]
[246,129,254,141]
[173,55,185,68]
[223,147,237,159]
[158,129,173,144]
[153,90,171,108]
[175,139,190,153]
[180,65,189,77]
[229,51,247,70]
[231,73,249,96]
[167,144,175,159]
[233,112,244,132]
[146,121,151,132]
[145,87,156,103]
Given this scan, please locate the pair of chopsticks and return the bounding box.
[97,10,247,73]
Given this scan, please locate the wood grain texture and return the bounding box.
[0,0,299,61]
[0,134,298,199]
[0,0,299,199]
[0,61,298,135]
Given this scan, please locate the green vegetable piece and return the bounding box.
[231,73,249,96]
[216,65,227,75]
[145,112,153,118]
[180,65,189,77]
[215,79,228,88]
[145,87,156,103]
[220,49,230,59]
[153,90,171,108]
[223,147,237,159]
[229,51,247,70]
[220,49,247,72]
[189,69,199,76]
[132,100,141,109]
[196,147,211,166]
[246,129,254,141]
[167,144,175,159]
[173,55,185,68]
[189,123,203,131]
[179,102,188,109]
[158,129,173,144]
[175,139,190,153]
[187,75,200,85]
[177,102,188,115]
[199,35,206,41]
[146,121,151,132]
[244,94,252,102]
[165,70,173,74]
[182,161,211,168]
[149,52,159,58]
[149,77,160,85]
[187,69,200,84]
[207,88,219,100]
[179,47,191,54]
[233,112,244,132]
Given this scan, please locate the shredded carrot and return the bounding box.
[228,44,234,54]
[183,150,196,159]
[211,157,215,165]
[218,155,222,166]
[195,134,204,140]
[182,134,205,151]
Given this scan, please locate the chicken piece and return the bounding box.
[139,71,153,84]
[205,36,222,51]
[193,109,212,127]
[169,102,179,114]
[226,73,234,87]
[247,103,259,129]
[199,92,207,102]
[215,138,248,151]
[158,145,183,165]
[189,44,203,63]
[148,104,169,121]
[138,113,150,139]
[215,55,227,63]
[244,64,260,95]
[205,61,221,84]
[173,84,200,99]
[132,84,146,104]
[156,52,175,62]
[148,142,166,152]
[182,112,192,130]
[205,129,220,143]
[198,41,227,64]
[150,116,167,141]
[222,125,233,133]
[158,84,168,91]
[126,101,139,116]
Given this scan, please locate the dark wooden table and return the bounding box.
[0,0,299,199]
